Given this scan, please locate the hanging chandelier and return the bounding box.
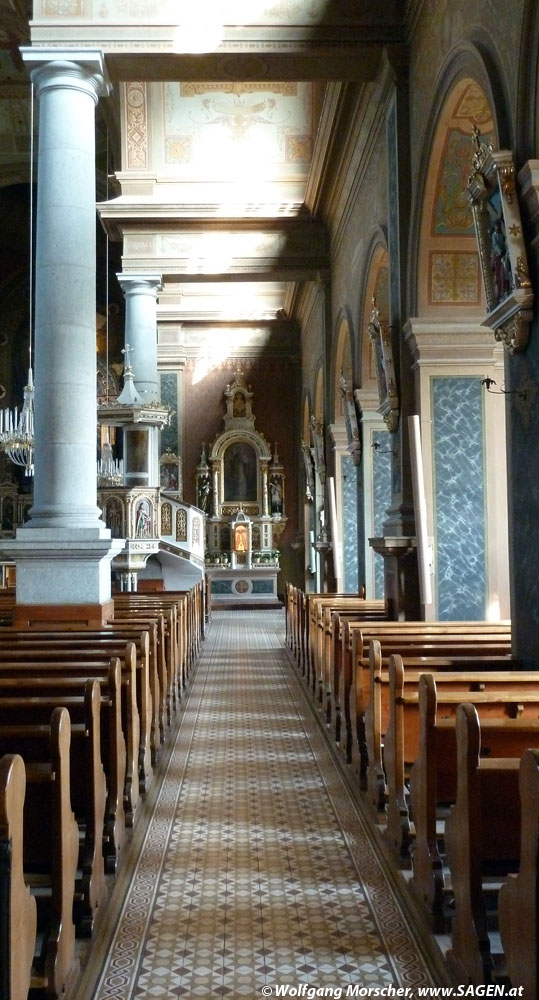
[97,432,123,486]
[0,369,35,475]
[0,85,35,476]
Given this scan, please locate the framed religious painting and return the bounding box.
[467,127,534,353]
[159,448,182,494]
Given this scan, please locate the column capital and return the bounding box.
[117,273,163,297]
[20,48,111,101]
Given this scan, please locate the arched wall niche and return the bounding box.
[355,244,392,602]
[407,30,514,318]
[333,314,353,424]
[406,62,510,622]
[360,244,389,398]
[516,0,539,156]
[416,76,495,319]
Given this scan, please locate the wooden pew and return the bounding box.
[294,592,374,693]
[409,675,539,931]
[498,748,539,999]
[0,678,106,936]
[109,612,168,749]
[113,599,178,720]
[0,658,127,867]
[349,626,512,781]
[444,703,538,986]
[365,638,518,813]
[0,753,37,1000]
[383,655,534,858]
[0,630,150,800]
[308,595,385,701]
[115,588,200,693]
[321,602,387,725]
[299,592,364,684]
[0,708,80,1000]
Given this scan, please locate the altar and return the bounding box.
[197,372,286,606]
[209,565,279,604]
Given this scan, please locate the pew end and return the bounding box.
[0,753,37,1000]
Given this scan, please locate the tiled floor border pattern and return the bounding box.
[78,610,439,999]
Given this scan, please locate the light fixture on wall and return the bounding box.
[481,377,527,401]
[0,85,35,476]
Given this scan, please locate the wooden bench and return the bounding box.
[110,612,168,750]
[0,657,127,866]
[409,674,539,931]
[366,639,518,812]
[498,747,539,999]
[0,677,106,936]
[349,626,512,781]
[0,707,80,1000]
[382,655,533,858]
[113,601,178,721]
[115,587,202,692]
[0,753,37,1000]
[295,591,365,681]
[308,595,385,700]
[444,703,539,986]
[319,602,387,723]
[0,630,150,799]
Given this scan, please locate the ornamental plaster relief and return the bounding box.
[35,0,383,25]
[162,81,314,173]
[125,81,148,169]
[122,229,326,274]
[429,251,480,305]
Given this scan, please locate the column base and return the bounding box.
[0,531,124,608]
[12,600,114,630]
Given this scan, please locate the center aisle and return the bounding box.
[75,609,442,999]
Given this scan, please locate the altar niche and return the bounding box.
[197,371,286,605]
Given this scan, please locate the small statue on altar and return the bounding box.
[198,472,211,513]
[270,475,283,515]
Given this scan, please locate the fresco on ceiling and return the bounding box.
[163,82,313,172]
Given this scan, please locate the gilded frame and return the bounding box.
[467,128,534,353]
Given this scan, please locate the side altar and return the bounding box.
[197,372,286,605]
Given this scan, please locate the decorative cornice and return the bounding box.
[404,317,503,366]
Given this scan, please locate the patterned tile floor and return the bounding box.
[75,610,445,1000]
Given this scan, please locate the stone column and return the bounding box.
[117,275,162,402]
[2,51,123,623]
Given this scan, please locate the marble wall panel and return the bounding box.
[432,376,486,620]
[372,430,392,599]
[341,454,358,592]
